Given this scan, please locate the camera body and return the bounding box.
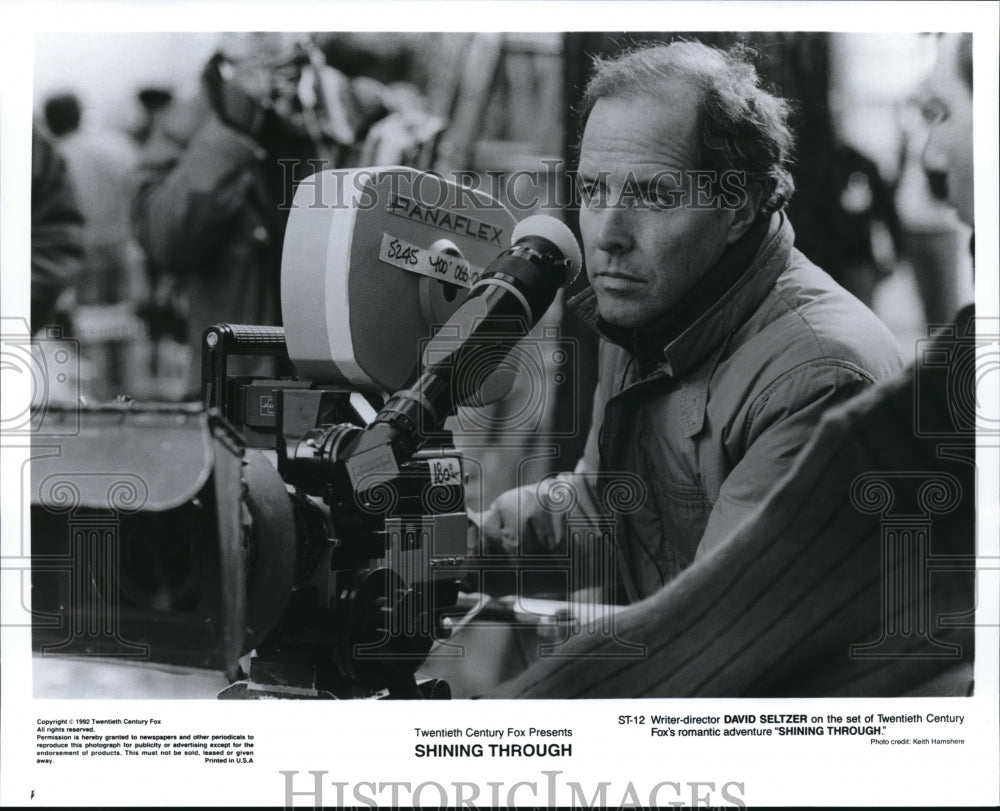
[31,167,524,698]
[202,325,471,698]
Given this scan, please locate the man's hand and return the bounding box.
[468,480,578,559]
[202,53,272,139]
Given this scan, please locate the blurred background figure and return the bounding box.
[30,31,973,473]
[893,95,974,326]
[134,32,441,398]
[130,85,175,146]
[42,90,150,401]
[797,138,902,309]
[825,33,972,344]
[30,124,84,334]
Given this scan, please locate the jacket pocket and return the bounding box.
[650,470,712,574]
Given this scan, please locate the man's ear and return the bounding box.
[726,182,764,244]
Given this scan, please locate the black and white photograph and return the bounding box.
[2,2,998,808]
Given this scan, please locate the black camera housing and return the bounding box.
[30,324,468,699]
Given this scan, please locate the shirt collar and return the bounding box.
[569,210,794,379]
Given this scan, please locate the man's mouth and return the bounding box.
[595,271,644,282]
[925,169,949,202]
[593,271,645,292]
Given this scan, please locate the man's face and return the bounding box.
[578,86,740,330]
[921,34,975,226]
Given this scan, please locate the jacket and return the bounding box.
[563,210,905,599]
[136,95,321,395]
[31,126,85,330]
[495,305,976,698]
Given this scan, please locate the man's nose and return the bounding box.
[921,129,952,201]
[921,126,948,175]
[592,203,635,254]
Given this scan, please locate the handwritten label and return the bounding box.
[378,233,482,288]
[429,457,462,487]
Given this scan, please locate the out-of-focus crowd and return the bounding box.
[31,32,446,402]
[31,32,971,409]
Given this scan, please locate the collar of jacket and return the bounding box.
[569,209,793,379]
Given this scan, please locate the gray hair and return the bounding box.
[581,40,796,216]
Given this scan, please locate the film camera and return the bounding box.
[30,167,581,699]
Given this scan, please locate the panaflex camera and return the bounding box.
[30,167,581,699]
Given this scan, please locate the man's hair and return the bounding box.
[43,93,82,137]
[957,33,972,92]
[581,40,796,217]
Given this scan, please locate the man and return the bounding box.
[135,34,321,397]
[31,124,84,332]
[493,33,976,698]
[43,92,146,399]
[135,33,405,397]
[920,34,974,227]
[474,41,903,602]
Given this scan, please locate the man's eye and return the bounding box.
[577,180,607,205]
[642,184,678,208]
[637,185,660,205]
[921,100,949,125]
